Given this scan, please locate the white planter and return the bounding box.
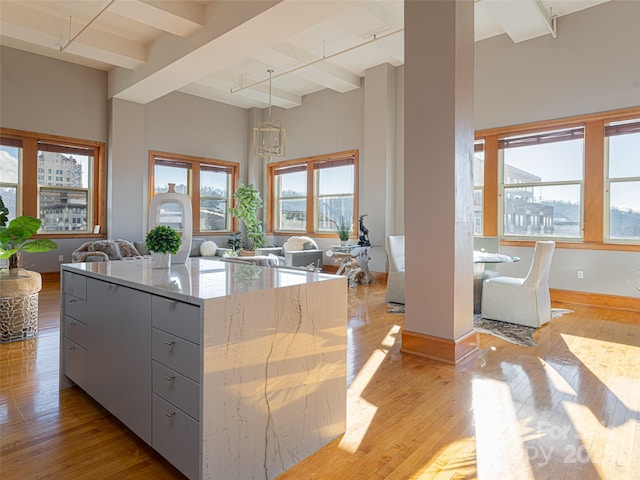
[151,252,171,269]
[148,183,192,265]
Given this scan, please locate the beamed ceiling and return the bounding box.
[0,0,610,109]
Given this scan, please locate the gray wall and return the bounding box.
[0,46,108,272]
[470,0,640,296]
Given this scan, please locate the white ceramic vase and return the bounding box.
[149,183,192,265]
[151,251,171,269]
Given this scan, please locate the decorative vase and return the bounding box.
[340,240,348,247]
[149,183,192,265]
[151,251,171,269]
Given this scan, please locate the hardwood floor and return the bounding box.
[1,277,638,479]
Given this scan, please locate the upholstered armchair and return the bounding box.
[481,241,556,327]
[385,235,405,304]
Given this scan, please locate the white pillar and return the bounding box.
[402,0,477,364]
[109,98,146,240]
[363,63,396,271]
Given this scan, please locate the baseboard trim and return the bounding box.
[551,288,640,311]
[401,329,478,365]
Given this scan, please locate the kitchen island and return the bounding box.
[60,258,347,479]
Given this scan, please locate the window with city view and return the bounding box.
[474,141,485,236]
[150,151,238,233]
[268,151,358,235]
[1,129,104,235]
[605,119,640,242]
[499,127,584,239]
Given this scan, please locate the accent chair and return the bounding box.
[481,240,556,327]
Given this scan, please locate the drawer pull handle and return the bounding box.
[165,411,176,418]
[69,299,77,303]
[164,341,176,347]
[164,299,177,305]
[69,321,77,326]
[69,346,76,351]
[165,376,176,382]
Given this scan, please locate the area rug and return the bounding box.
[386,304,572,347]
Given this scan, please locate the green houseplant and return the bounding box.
[145,225,181,269]
[229,183,265,251]
[0,209,58,270]
[335,216,351,245]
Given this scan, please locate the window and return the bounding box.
[0,137,21,222]
[499,127,584,239]
[149,151,239,234]
[268,150,358,236]
[0,129,105,236]
[473,141,484,235]
[605,119,640,241]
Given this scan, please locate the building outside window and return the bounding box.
[0,138,21,221]
[150,151,238,233]
[268,150,358,235]
[499,127,584,239]
[1,130,104,235]
[605,118,640,242]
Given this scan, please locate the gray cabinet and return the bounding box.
[62,272,87,389]
[85,278,152,444]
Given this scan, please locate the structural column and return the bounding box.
[402,0,476,364]
[363,63,396,272]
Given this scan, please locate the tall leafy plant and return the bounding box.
[0,205,58,269]
[229,183,265,250]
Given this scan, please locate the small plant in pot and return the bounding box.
[335,216,351,246]
[145,225,181,269]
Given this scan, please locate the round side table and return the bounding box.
[0,268,42,342]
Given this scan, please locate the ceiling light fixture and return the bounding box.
[253,69,286,159]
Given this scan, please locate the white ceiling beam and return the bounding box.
[0,0,147,69]
[109,0,204,37]
[268,42,361,93]
[477,0,554,43]
[110,0,355,104]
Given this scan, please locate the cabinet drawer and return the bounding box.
[152,296,200,344]
[153,361,200,421]
[63,271,86,299]
[64,338,86,389]
[63,294,87,323]
[63,315,87,347]
[152,329,200,382]
[152,394,199,480]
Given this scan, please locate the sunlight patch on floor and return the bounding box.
[339,325,401,454]
[561,332,639,410]
[473,377,536,479]
[538,357,577,396]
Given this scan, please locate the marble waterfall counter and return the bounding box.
[59,258,347,479]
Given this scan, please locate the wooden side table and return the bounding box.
[0,268,42,342]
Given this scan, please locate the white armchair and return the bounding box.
[385,235,405,304]
[481,241,555,327]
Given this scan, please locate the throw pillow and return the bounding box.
[200,240,218,257]
[133,241,150,256]
[115,239,141,258]
[283,236,318,252]
[88,240,122,260]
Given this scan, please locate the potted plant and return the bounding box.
[0,211,58,272]
[229,183,265,252]
[335,216,351,246]
[145,225,181,269]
